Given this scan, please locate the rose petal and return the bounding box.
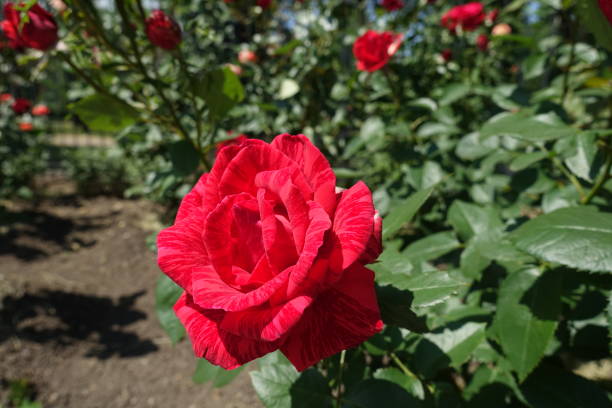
[175,293,279,370]
[175,174,207,223]
[280,264,382,371]
[328,181,375,280]
[219,295,313,342]
[271,134,337,214]
[359,211,383,265]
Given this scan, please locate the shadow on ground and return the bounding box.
[0,289,157,359]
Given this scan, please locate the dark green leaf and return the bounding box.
[155,273,185,344]
[192,359,245,387]
[576,0,612,51]
[193,67,244,120]
[71,93,138,132]
[447,201,504,242]
[376,285,428,333]
[372,368,424,399]
[480,113,577,142]
[342,379,423,408]
[511,207,612,273]
[403,231,460,263]
[168,140,200,176]
[383,186,435,240]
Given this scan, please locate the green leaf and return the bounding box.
[167,140,200,176]
[493,268,561,381]
[192,359,245,387]
[521,364,611,408]
[193,67,244,120]
[522,54,547,80]
[382,186,435,240]
[575,0,612,51]
[403,271,466,308]
[71,93,138,132]
[437,83,470,106]
[480,113,577,142]
[250,365,332,408]
[343,379,423,408]
[155,273,185,344]
[376,285,428,333]
[403,231,460,264]
[510,207,612,273]
[372,368,425,400]
[447,201,504,242]
[510,151,549,172]
[564,132,602,182]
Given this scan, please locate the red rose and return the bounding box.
[145,10,182,50]
[441,48,452,62]
[486,8,499,24]
[257,0,272,8]
[157,134,382,371]
[216,132,248,153]
[476,34,489,51]
[12,98,31,115]
[0,93,12,102]
[1,2,58,51]
[32,104,50,116]
[238,49,258,64]
[18,121,33,131]
[353,30,403,72]
[599,0,612,24]
[441,2,485,32]
[381,0,404,12]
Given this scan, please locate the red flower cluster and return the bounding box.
[1,2,58,51]
[381,0,404,12]
[12,98,31,115]
[145,10,182,50]
[353,30,403,72]
[441,2,485,32]
[157,134,382,371]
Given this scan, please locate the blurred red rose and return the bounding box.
[492,23,512,36]
[18,122,33,131]
[32,104,50,116]
[0,93,12,102]
[599,0,612,24]
[353,30,403,72]
[257,0,272,8]
[441,48,452,62]
[1,2,58,51]
[476,34,489,51]
[238,49,258,64]
[486,9,499,24]
[12,98,31,115]
[145,10,182,50]
[157,134,382,371]
[216,132,248,153]
[441,2,485,32]
[382,0,404,11]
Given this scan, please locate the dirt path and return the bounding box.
[0,197,262,408]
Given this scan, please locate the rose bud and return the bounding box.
[226,63,243,76]
[1,2,58,51]
[12,98,31,115]
[492,23,512,36]
[441,48,452,62]
[238,49,258,64]
[18,122,33,131]
[486,9,499,24]
[157,134,383,371]
[476,34,489,51]
[0,93,12,102]
[441,2,485,32]
[598,0,612,24]
[353,30,403,72]
[145,10,182,50]
[32,104,50,116]
[381,0,404,12]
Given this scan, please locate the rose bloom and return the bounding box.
[599,0,612,24]
[353,30,403,72]
[381,0,404,12]
[0,93,12,102]
[217,132,248,153]
[157,134,383,371]
[32,104,50,116]
[226,63,243,76]
[476,34,489,51]
[441,48,452,62]
[1,2,58,51]
[238,49,258,64]
[145,10,182,50]
[492,23,512,36]
[441,2,485,32]
[12,98,31,115]
[18,121,33,131]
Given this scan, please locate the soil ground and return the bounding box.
[0,196,262,408]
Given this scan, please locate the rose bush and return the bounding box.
[352,30,402,72]
[1,2,58,51]
[157,134,382,371]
